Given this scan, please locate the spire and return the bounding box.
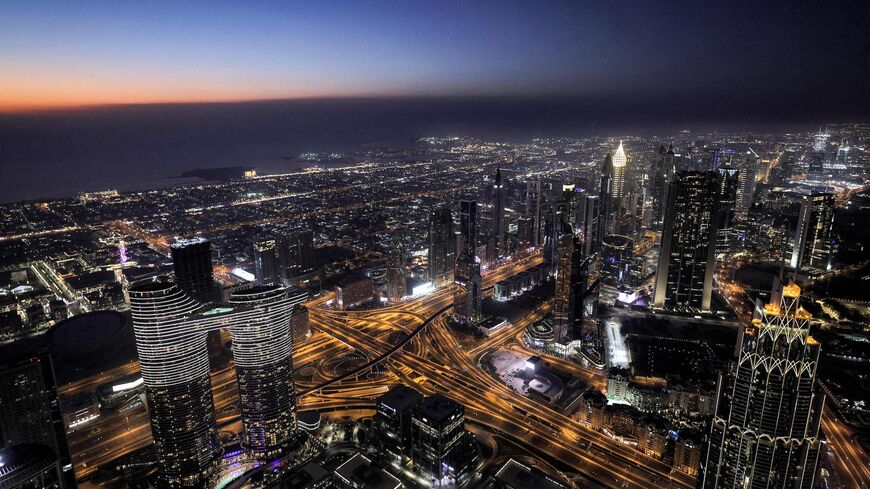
[495,164,501,183]
[612,141,627,168]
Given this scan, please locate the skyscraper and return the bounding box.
[698,283,825,488]
[597,155,614,243]
[128,282,218,487]
[735,150,759,219]
[808,128,828,180]
[129,282,301,486]
[552,220,576,342]
[491,165,506,258]
[458,200,478,258]
[650,144,674,229]
[171,237,214,303]
[525,180,543,246]
[253,238,279,285]
[410,394,476,485]
[385,241,406,301]
[714,165,739,255]
[790,193,836,271]
[653,171,720,311]
[0,348,76,488]
[581,194,601,256]
[428,206,455,287]
[600,234,634,285]
[278,230,315,282]
[611,141,627,200]
[454,201,482,323]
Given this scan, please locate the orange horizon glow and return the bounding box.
[0,87,377,113]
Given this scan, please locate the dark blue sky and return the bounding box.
[1,0,867,114]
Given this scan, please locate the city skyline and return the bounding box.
[0,3,868,489]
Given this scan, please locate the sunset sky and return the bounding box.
[1,1,867,113]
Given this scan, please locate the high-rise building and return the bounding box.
[385,241,406,301]
[454,201,483,323]
[790,193,836,271]
[171,237,214,303]
[458,200,478,258]
[581,195,601,256]
[552,220,577,342]
[698,283,825,488]
[525,180,543,246]
[714,165,739,254]
[600,234,634,285]
[372,385,423,463]
[735,150,759,219]
[428,206,455,287]
[129,282,300,486]
[0,348,76,488]
[651,145,670,228]
[598,155,614,242]
[808,128,828,180]
[253,238,279,286]
[278,230,316,281]
[411,394,476,485]
[491,165,506,258]
[611,141,627,200]
[653,171,720,311]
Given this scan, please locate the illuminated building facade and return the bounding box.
[611,141,627,200]
[653,171,719,311]
[278,230,315,282]
[0,349,76,488]
[715,165,739,254]
[525,179,543,246]
[598,155,614,240]
[699,283,825,488]
[428,206,455,287]
[171,237,214,303]
[411,394,476,484]
[129,282,300,487]
[551,220,575,342]
[491,166,506,257]
[454,201,482,323]
[600,234,633,285]
[385,241,406,301]
[790,192,835,271]
[253,238,279,285]
[373,385,423,463]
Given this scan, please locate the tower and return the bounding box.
[253,238,279,285]
[278,230,315,282]
[715,165,740,255]
[0,348,76,488]
[698,283,825,488]
[611,141,627,200]
[552,220,576,342]
[386,241,406,301]
[598,154,614,242]
[491,165,506,258]
[454,201,482,323]
[525,180,543,246]
[653,171,720,311]
[428,206,455,287]
[790,193,836,271]
[129,282,301,486]
[808,128,828,180]
[171,237,214,303]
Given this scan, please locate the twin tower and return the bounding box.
[129,282,300,487]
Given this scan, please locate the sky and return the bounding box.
[1,0,868,115]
